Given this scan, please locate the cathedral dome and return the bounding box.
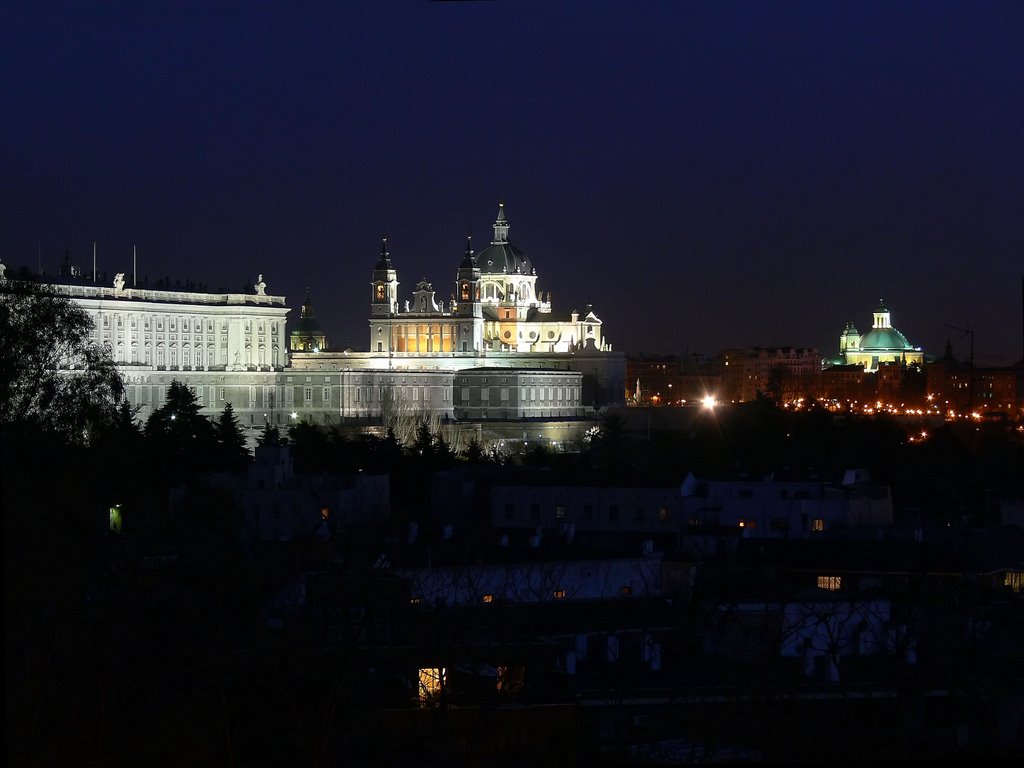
[858,326,913,351]
[472,203,535,276]
[474,242,533,276]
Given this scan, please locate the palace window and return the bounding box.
[817,576,842,591]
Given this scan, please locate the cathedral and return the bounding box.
[366,204,608,356]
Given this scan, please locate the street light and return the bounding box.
[702,395,717,410]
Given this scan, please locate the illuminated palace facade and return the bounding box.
[21,204,624,428]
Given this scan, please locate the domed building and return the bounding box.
[289,289,327,352]
[839,300,924,372]
[288,202,624,418]
[368,203,609,355]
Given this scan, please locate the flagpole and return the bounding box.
[133,244,137,287]
[93,241,97,283]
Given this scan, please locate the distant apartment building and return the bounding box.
[926,343,1020,415]
[717,347,821,403]
[492,479,684,537]
[680,468,893,538]
[625,354,720,406]
[818,364,866,403]
[193,442,391,541]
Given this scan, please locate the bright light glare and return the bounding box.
[702,395,717,409]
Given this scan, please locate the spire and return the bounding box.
[460,234,475,269]
[301,287,314,319]
[491,202,509,245]
[375,236,392,270]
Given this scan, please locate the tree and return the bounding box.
[463,436,485,463]
[288,420,331,472]
[413,420,434,456]
[214,403,251,472]
[256,420,282,447]
[145,380,217,475]
[0,279,124,442]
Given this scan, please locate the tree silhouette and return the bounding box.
[214,403,250,472]
[256,420,282,447]
[463,436,485,463]
[288,420,331,472]
[0,279,123,442]
[145,380,217,476]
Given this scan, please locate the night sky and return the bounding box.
[3,1,1022,363]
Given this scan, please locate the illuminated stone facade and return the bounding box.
[367,205,610,356]
[15,202,622,432]
[291,203,625,414]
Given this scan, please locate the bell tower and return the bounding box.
[454,235,483,352]
[370,237,398,318]
[455,235,482,319]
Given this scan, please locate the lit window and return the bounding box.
[553,589,566,600]
[659,506,670,522]
[108,505,122,533]
[482,594,494,603]
[410,596,422,605]
[817,576,842,591]
[1005,572,1023,592]
[418,667,446,703]
[555,505,566,520]
[811,518,825,532]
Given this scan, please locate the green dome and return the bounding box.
[858,327,913,351]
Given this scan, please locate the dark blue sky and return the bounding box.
[3,1,1022,362]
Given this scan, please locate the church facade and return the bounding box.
[366,204,609,356]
